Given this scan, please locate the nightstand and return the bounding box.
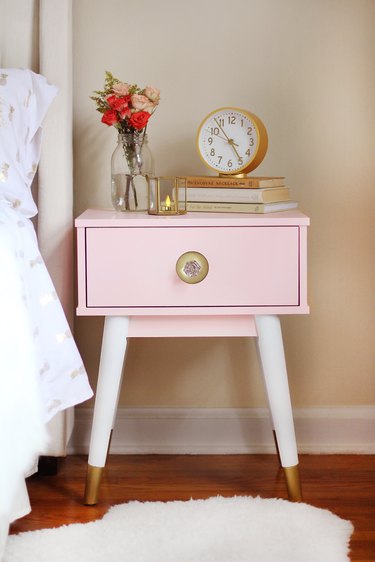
[75,208,309,505]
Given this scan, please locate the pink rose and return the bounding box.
[112,82,130,96]
[144,86,160,104]
[131,94,155,112]
[101,109,119,126]
[128,110,151,130]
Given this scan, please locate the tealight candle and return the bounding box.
[161,195,176,212]
[147,176,187,215]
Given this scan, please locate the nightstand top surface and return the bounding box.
[75,208,310,227]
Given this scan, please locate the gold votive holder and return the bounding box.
[147,176,187,215]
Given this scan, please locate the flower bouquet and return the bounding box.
[91,72,160,211]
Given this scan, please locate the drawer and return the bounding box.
[85,226,300,309]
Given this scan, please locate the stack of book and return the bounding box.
[183,176,298,214]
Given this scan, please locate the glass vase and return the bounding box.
[111,131,154,211]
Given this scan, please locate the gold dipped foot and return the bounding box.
[84,465,104,505]
[283,464,303,502]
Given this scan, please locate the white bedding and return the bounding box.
[0,68,93,556]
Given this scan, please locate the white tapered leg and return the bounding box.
[254,341,282,465]
[84,316,129,504]
[255,315,302,501]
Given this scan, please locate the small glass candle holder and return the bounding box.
[147,176,187,215]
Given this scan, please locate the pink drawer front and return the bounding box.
[84,226,300,309]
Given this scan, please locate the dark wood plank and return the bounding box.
[9,454,375,560]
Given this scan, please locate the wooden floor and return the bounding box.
[10,454,375,561]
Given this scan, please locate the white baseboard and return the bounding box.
[68,406,375,455]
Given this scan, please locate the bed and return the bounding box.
[0,68,93,557]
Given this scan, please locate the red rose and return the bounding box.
[106,94,131,111]
[128,110,151,130]
[119,106,131,119]
[101,109,119,126]
[106,94,118,108]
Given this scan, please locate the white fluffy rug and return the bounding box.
[4,496,353,562]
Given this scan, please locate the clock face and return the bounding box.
[197,107,268,175]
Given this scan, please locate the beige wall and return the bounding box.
[72,0,375,409]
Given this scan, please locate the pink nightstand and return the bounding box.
[75,208,309,504]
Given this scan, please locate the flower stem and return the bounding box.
[121,132,145,209]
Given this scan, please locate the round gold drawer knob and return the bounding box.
[176,251,209,284]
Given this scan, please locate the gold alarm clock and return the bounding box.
[196,107,268,176]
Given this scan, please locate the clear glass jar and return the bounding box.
[111,132,154,211]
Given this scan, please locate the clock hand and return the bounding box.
[214,118,242,161]
[205,128,239,146]
[214,118,231,141]
[221,136,239,147]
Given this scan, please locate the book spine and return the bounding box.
[186,201,298,213]
[185,177,285,188]
[186,187,290,203]
[186,202,267,213]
